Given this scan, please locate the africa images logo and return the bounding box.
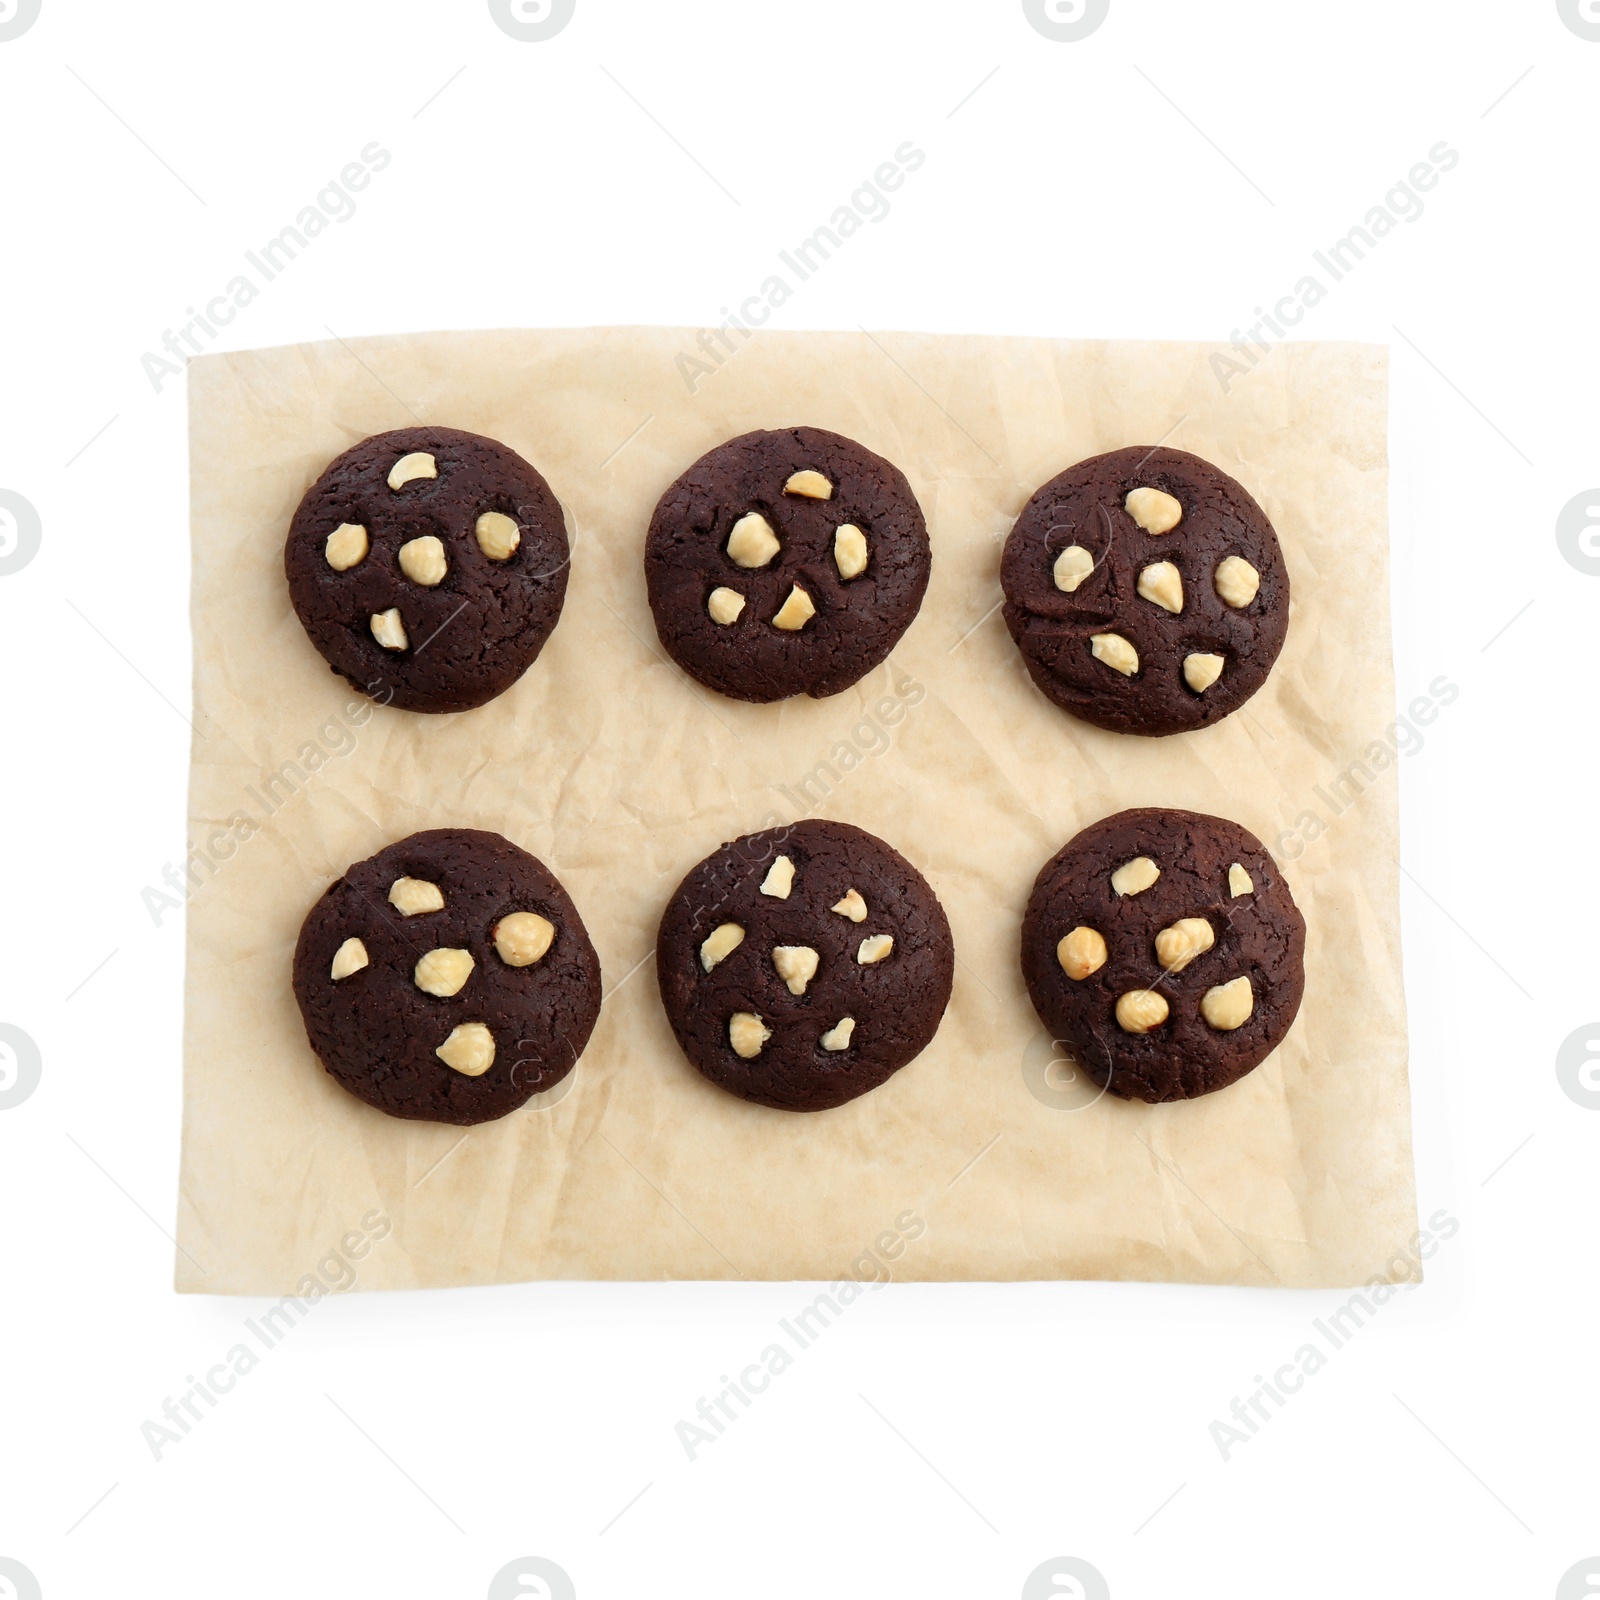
[487,1557,575,1599]
[1557,0,1600,42]
[1556,1024,1600,1110]
[1021,0,1108,42]
[0,0,42,43]
[1021,1557,1110,1599]
[0,1024,42,1111]
[489,0,575,42]
[0,490,41,576]
[1556,489,1600,575]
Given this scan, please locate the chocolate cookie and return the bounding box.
[1021,808,1305,1102]
[285,426,571,714]
[656,819,954,1111]
[292,828,601,1125]
[1001,446,1290,736]
[644,427,931,702]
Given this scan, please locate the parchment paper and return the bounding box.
[176,328,1414,1294]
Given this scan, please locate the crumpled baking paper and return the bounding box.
[176,327,1414,1293]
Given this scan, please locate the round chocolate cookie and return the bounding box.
[1001,446,1290,736]
[285,426,571,714]
[1021,808,1305,1102]
[644,427,931,702]
[292,828,601,1125]
[656,819,954,1111]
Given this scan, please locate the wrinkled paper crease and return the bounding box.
[176,328,1414,1293]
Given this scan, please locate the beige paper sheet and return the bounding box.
[176,327,1414,1294]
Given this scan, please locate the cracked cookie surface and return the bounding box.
[1021,807,1305,1102]
[656,819,953,1111]
[1001,446,1289,736]
[644,427,931,703]
[286,426,570,713]
[292,828,601,1125]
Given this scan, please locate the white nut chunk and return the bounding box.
[475,510,521,561]
[784,469,833,500]
[1155,916,1215,973]
[1056,926,1107,980]
[414,947,475,998]
[729,1011,771,1059]
[388,877,445,915]
[1184,652,1225,693]
[820,1017,856,1052]
[760,856,795,898]
[1201,976,1254,1031]
[857,933,894,965]
[699,922,745,972]
[330,937,369,981]
[727,512,780,568]
[398,534,447,586]
[1115,989,1170,1034]
[388,451,437,491]
[1111,856,1160,896]
[708,586,746,625]
[1137,561,1184,614]
[1228,863,1254,898]
[1052,544,1094,592]
[370,608,408,651]
[1124,486,1183,535]
[831,888,867,922]
[494,911,554,967]
[772,945,820,996]
[436,1022,495,1077]
[324,522,368,571]
[834,523,868,580]
[1090,632,1139,676]
[1215,555,1260,608]
[771,584,816,631]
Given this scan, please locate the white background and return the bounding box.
[0,1,1593,1596]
